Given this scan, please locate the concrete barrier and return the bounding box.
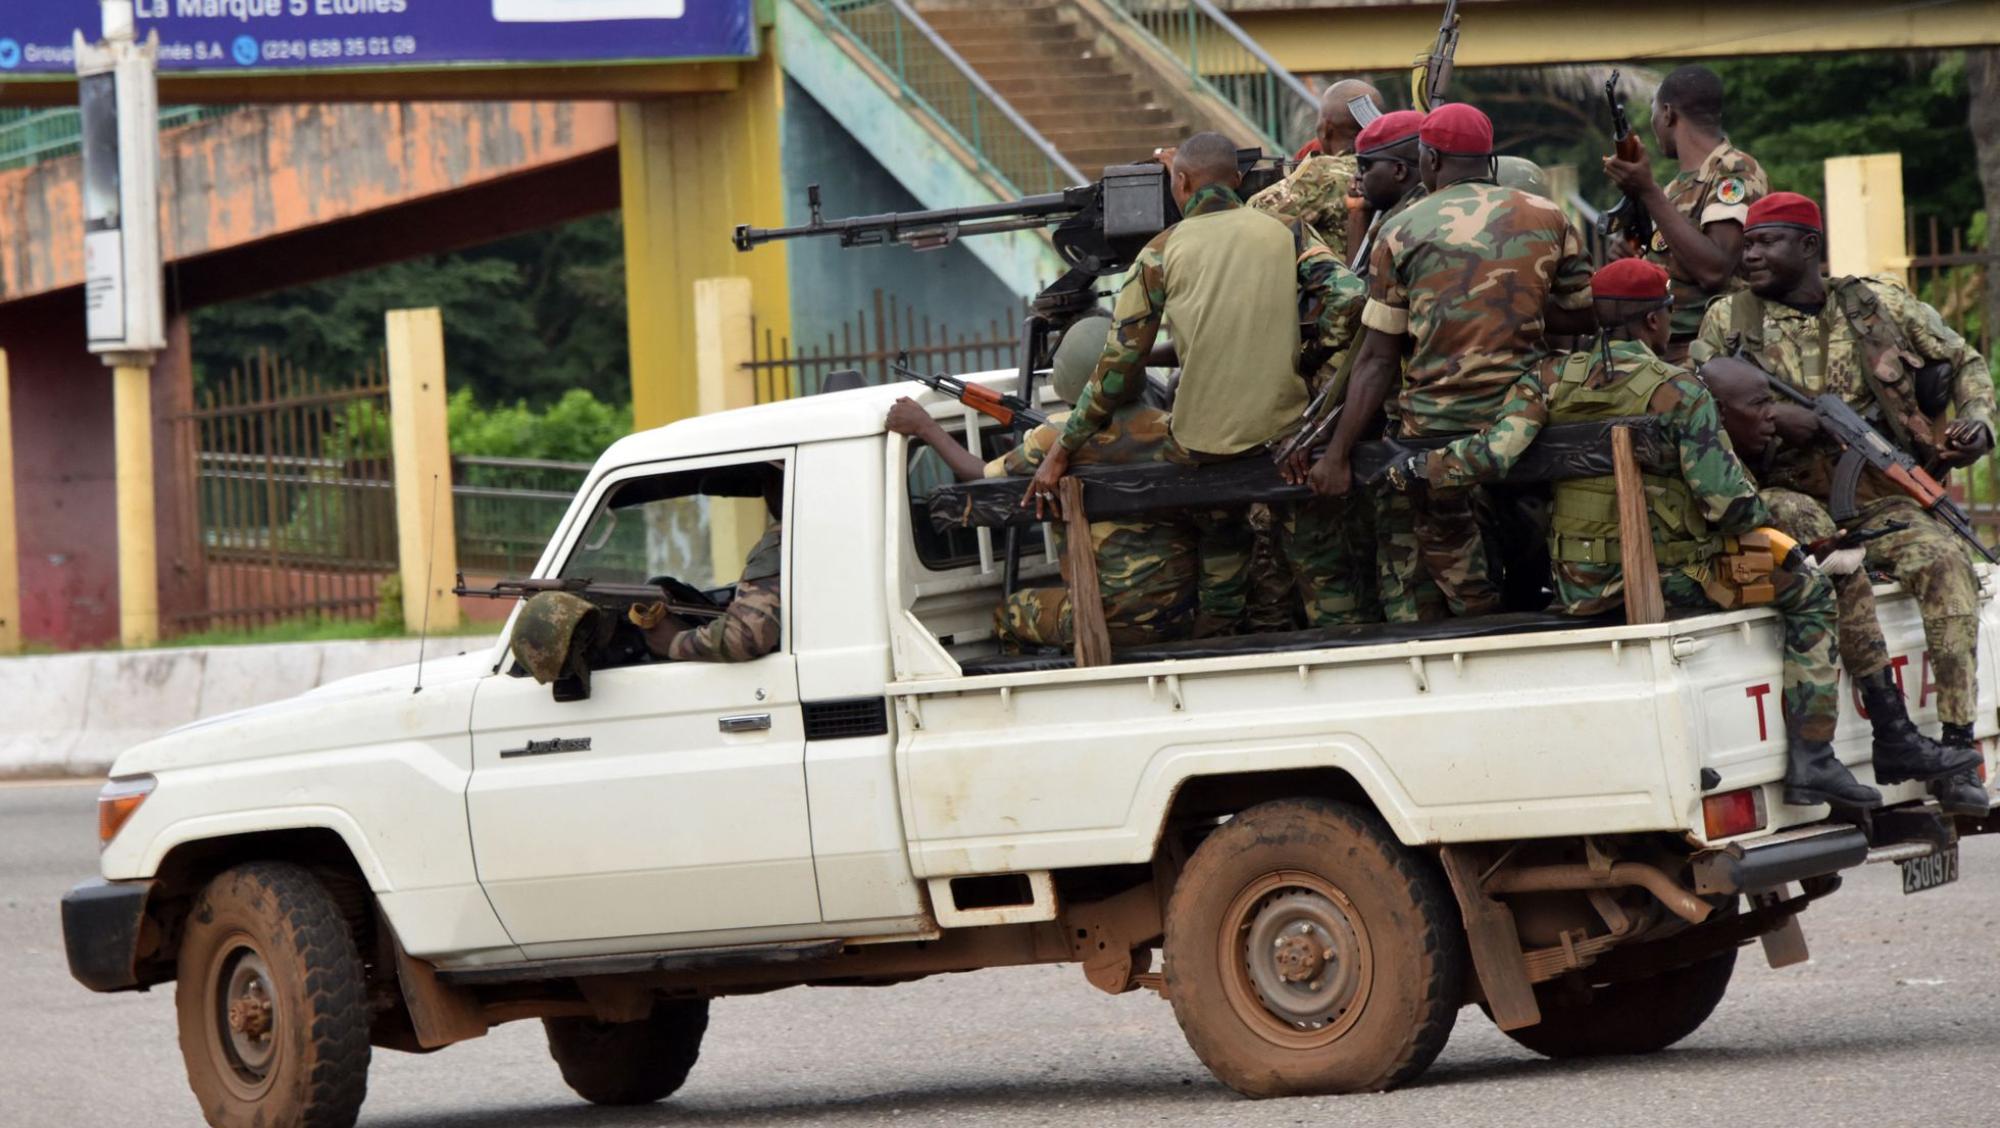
[0,634,498,779]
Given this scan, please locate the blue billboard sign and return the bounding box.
[0,1,756,77]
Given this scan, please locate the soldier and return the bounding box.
[1277,108,1427,628]
[631,469,784,663]
[1602,64,1768,363]
[1305,103,1594,621]
[1692,193,1992,809]
[1545,258,1876,808]
[1702,358,1981,805]
[888,315,1200,648]
[1023,131,1365,635]
[1249,78,1383,257]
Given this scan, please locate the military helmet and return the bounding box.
[511,591,603,686]
[1494,155,1552,201]
[1050,314,1114,406]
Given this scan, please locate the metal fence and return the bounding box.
[0,105,237,171]
[1100,0,1316,154]
[809,0,1081,195]
[744,289,1026,401]
[167,353,397,634]
[452,456,590,576]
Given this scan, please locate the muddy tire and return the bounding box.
[1500,947,1736,1059]
[175,862,371,1128]
[544,999,709,1105]
[1163,798,1465,1098]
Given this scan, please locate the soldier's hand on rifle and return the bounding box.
[1277,445,1314,486]
[1606,233,1639,261]
[1938,419,1994,469]
[1022,444,1071,519]
[629,602,690,657]
[1602,145,1659,197]
[1307,447,1353,498]
[885,397,939,439]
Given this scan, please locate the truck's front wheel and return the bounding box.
[1163,798,1465,1098]
[544,999,709,1105]
[174,862,371,1128]
[1500,947,1737,1059]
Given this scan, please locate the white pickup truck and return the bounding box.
[62,375,2000,1128]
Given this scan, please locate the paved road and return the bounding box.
[7,778,2000,1128]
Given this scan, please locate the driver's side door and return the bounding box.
[466,449,820,956]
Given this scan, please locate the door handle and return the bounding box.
[719,713,772,733]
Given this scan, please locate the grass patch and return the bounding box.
[161,616,408,650]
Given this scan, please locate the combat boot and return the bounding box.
[1930,723,1991,817]
[1859,669,1981,783]
[1784,737,1882,810]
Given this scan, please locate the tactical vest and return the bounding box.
[1547,350,1719,568]
[1726,278,1936,463]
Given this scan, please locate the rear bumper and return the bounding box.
[61,878,157,993]
[1690,825,1870,895]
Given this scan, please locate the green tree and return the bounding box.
[191,214,629,406]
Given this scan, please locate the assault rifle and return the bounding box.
[1412,0,1460,111]
[1599,71,1655,253]
[1758,374,1998,563]
[454,574,729,620]
[891,356,1051,430]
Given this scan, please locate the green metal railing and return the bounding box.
[812,0,1082,196]
[1103,0,1316,154]
[0,105,238,171]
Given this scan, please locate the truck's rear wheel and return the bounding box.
[544,999,709,1105]
[175,862,371,1128]
[1163,798,1465,1098]
[1500,947,1737,1059]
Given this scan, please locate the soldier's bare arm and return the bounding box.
[886,397,988,482]
[1309,328,1402,496]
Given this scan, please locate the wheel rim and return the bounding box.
[1218,870,1373,1049]
[208,937,281,1097]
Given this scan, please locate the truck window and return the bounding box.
[909,422,1007,572]
[561,462,782,597]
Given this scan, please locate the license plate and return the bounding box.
[1900,845,1960,895]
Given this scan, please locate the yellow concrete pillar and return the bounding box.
[621,30,792,432]
[387,308,461,635]
[114,362,159,647]
[0,351,18,655]
[694,277,769,580]
[1824,154,1909,286]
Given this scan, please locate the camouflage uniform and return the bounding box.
[1362,177,1594,620]
[1644,141,1768,344]
[1693,279,1994,726]
[1249,150,1359,258]
[1760,487,1891,680]
[1063,183,1365,635]
[668,525,783,663]
[1548,340,1841,741]
[988,406,1201,649]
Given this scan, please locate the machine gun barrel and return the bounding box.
[733,183,1088,252]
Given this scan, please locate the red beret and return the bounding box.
[1418,103,1493,156]
[1744,192,1822,233]
[1357,110,1426,156]
[1592,258,1670,302]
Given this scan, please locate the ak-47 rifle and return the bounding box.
[1600,70,1656,253]
[891,356,1051,431]
[1411,0,1460,111]
[454,574,729,620]
[1757,372,1998,563]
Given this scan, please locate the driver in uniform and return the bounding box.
[633,470,784,663]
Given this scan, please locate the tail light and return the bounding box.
[1702,786,1766,840]
[97,775,155,848]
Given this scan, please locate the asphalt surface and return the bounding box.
[6,778,2000,1128]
